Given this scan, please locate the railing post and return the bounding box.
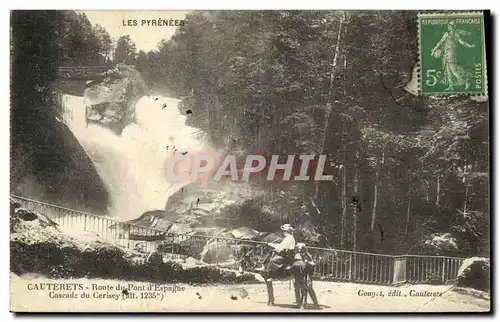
[403,256,407,284]
[171,234,174,261]
[392,257,396,285]
[216,237,220,265]
[393,256,407,285]
[349,253,353,281]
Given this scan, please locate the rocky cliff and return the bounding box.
[10,11,110,213]
[84,64,148,134]
[10,94,110,213]
[164,180,264,227]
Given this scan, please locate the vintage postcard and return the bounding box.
[10,10,490,313]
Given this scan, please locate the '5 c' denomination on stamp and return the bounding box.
[418,12,487,95]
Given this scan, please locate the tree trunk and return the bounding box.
[352,151,359,251]
[463,164,469,214]
[404,186,411,239]
[314,12,345,200]
[371,171,378,232]
[464,185,469,214]
[436,174,440,208]
[341,158,346,249]
[371,150,384,232]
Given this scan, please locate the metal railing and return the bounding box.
[10,195,166,253]
[57,66,110,72]
[56,66,110,80]
[10,194,464,285]
[307,248,397,285]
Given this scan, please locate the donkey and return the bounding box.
[235,237,312,308]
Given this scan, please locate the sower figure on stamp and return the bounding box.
[431,20,476,91]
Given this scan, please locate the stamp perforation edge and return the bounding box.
[417,11,488,97]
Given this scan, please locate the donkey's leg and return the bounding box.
[293,277,302,307]
[262,272,274,306]
[266,280,275,306]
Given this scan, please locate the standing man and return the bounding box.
[293,243,320,308]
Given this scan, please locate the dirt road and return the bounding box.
[10,274,490,312]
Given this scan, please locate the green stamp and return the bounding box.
[418,12,487,95]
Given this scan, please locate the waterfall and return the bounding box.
[61,94,213,220]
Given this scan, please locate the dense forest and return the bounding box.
[10,10,489,258]
[134,11,490,257]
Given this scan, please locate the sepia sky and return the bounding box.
[80,10,190,52]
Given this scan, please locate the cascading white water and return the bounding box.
[61,94,213,220]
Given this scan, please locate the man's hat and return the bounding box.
[280,224,295,232]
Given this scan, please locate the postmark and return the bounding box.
[418,12,487,95]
